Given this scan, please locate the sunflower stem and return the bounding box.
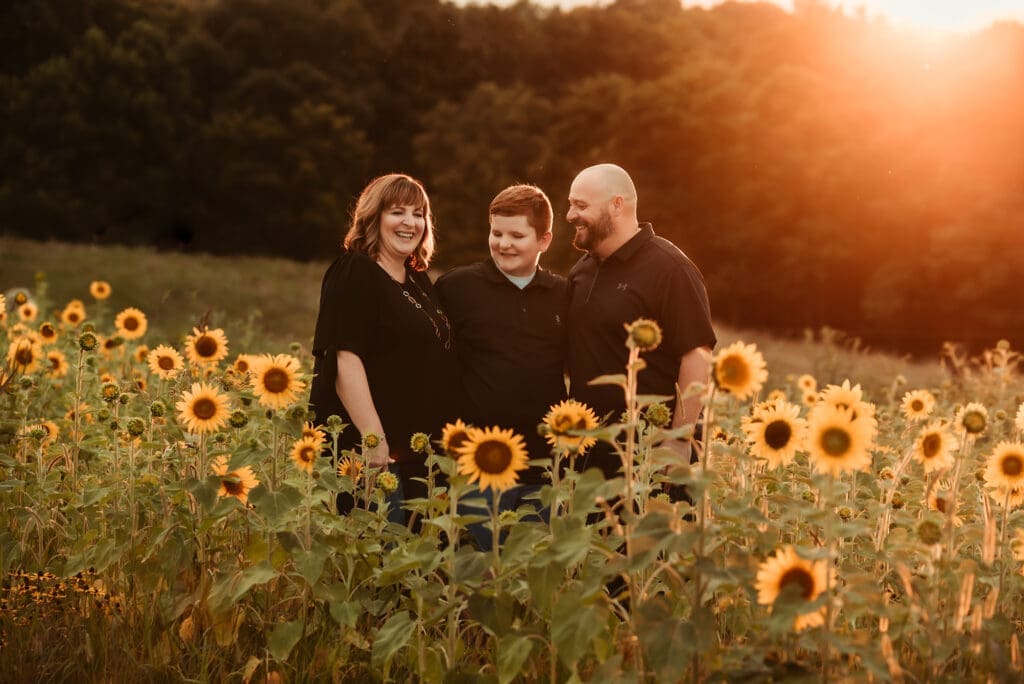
[490,488,501,577]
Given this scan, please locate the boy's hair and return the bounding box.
[489,184,553,237]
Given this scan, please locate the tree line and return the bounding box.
[3,0,1022,353]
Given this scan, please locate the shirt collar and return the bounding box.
[602,223,654,264]
[483,258,558,289]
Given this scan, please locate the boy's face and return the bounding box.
[489,214,551,278]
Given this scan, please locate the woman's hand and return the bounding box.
[365,435,392,469]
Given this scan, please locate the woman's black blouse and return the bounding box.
[310,250,461,464]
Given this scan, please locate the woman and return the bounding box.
[310,173,459,523]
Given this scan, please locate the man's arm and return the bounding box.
[663,345,712,465]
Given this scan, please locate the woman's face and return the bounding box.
[377,204,425,263]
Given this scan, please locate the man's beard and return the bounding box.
[572,209,614,253]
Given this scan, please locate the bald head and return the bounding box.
[567,163,641,259]
[574,164,637,207]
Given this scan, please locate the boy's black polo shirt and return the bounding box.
[436,260,568,484]
[567,223,716,425]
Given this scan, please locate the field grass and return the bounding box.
[0,235,946,392]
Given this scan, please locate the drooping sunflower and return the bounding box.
[289,436,321,474]
[755,546,830,632]
[7,337,43,374]
[743,400,806,469]
[18,302,38,322]
[210,455,260,504]
[543,399,599,454]
[250,354,306,410]
[713,341,768,401]
[89,281,111,300]
[805,404,874,477]
[113,307,147,340]
[441,419,475,455]
[955,402,989,438]
[45,349,69,379]
[456,426,529,493]
[337,456,363,481]
[983,441,1024,508]
[38,322,58,346]
[912,421,958,474]
[900,389,936,422]
[175,382,232,434]
[184,326,229,367]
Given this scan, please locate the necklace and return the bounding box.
[393,272,453,351]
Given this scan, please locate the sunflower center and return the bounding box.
[911,400,924,412]
[123,317,139,331]
[820,427,852,458]
[779,567,815,600]
[158,356,175,370]
[921,434,941,459]
[551,414,574,434]
[718,356,750,387]
[223,478,244,496]
[299,446,315,464]
[237,360,250,373]
[193,398,217,420]
[963,411,986,434]
[934,495,948,513]
[1001,454,1024,477]
[764,420,792,450]
[195,336,218,357]
[15,347,33,365]
[67,311,81,322]
[263,368,289,393]
[49,357,60,370]
[474,440,513,474]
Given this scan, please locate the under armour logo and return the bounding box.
[617,282,629,291]
[554,314,562,326]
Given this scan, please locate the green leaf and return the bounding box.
[330,600,360,628]
[634,595,697,679]
[268,620,304,661]
[552,587,606,668]
[467,592,514,638]
[588,373,626,388]
[250,484,303,525]
[229,562,278,604]
[371,610,415,670]
[293,547,329,586]
[497,634,534,684]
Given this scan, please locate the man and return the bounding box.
[436,184,567,549]
[566,163,716,478]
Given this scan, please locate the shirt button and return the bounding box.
[521,307,526,313]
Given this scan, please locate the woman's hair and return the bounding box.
[344,173,435,271]
[489,184,553,237]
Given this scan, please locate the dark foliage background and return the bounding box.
[2,0,1022,353]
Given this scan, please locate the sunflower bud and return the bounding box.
[363,433,381,449]
[109,420,120,432]
[78,332,98,351]
[213,432,228,444]
[97,408,111,421]
[149,400,166,417]
[126,418,146,437]
[101,383,120,403]
[916,519,943,546]
[118,393,130,405]
[625,318,663,352]
[409,432,431,454]
[287,405,308,422]
[29,426,46,440]
[326,414,345,432]
[19,376,34,390]
[289,342,302,354]
[645,402,671,428]
[229,410,249,429]
[837,506,853,521]
[377,470,398,493]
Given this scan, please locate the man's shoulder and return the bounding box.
[641,235,702,273]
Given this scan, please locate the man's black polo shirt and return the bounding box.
[436,260,568,484]
[567,223,716,425]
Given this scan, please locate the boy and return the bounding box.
[436,184,567,549]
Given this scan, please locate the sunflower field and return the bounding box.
[2,275,1024,682]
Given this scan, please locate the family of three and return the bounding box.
[309,164,717,547]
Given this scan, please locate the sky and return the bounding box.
[462,0,1024,33]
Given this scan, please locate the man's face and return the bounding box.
[567,177,614,253]
[489,214,551,277]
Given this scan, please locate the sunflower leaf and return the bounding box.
[496,634,533,684]
[268,620,304,661]
[371,610,415,671]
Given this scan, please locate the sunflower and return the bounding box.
[7,337,43,374]
[112,307,147,340]
[65,402,94,424]
[1012,529,1024,572]
[765,389,788,404]
[337,456,363,481]
[175,382,232,434]
[231,354,255,375]
[543,399,599,454]
[210,455,260,504]
[148,345,185,380]
[801,390,818,408]
[456,426,529,493]
[38,322,58,346]
[45,349,69,379]
[900,389,936,422]
[99,335,125,360]
[301,421,327,447]
[817,379,876,423]
[184,326,229,367]
[625,318,662,352]
[743,400,806,469]
[289,436,321,474]
[806,404,874,477]
[18,302,38,322]
[755,546,830,632]
[133,345,149,364]
[250,354,306,410]
[983,441,1024,508]
[89,281,111,300]
[713,341,768,401]
[441,419,475,455]
[912,421,958,474]
[61,302,86,327]
[927,484,962,527]
[796,374,817,393]
[954,402,988,438]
